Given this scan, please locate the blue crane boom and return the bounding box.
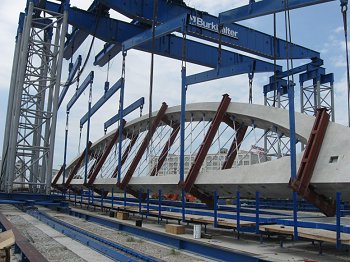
[44,1,279,75]
[220,0,341,24]
[96,0,319,60]
[80,78,124,127]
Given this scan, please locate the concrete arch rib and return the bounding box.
[55,102,350,201]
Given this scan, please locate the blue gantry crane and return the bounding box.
[0,0,347,215]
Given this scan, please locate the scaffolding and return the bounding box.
[0,2,68,194]
[263,81,291,159]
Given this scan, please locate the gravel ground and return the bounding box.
[46,210,210,262]
[6,215,86,262]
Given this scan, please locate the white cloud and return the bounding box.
[184,0,248,15]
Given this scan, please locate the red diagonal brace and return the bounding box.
[112,134,139,179]
[52,164,64,186]
[183,94,231,192]
[289,108,335,216]
[222,125,248,169]
[118,102,168,190]
[222,114,236,130]
[87,153,103,179]
[65,141,93,187]
[87,121,125,187]
[150,124,180,176]
[179,95,231,207]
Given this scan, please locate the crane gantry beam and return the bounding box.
[96,0,319,60]
[220,0,342,24]
[42,1,282,75]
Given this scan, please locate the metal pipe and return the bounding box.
[40,24,60,190]
[179,67,186,183]
[138,191,142,214]
[6,2,34,192]
[213,191,218,228]
[288,82,298,240]
[63,112,69,184]
[147,189,150,218]
[117,79,125,184]
[331,82,335,122]
[123,189,126,207]
[316,80,321,109]
[111,187,114,209]
[46,5,70,194]
[83,93,93,185]
[1,15,23,189]
[180,67,186,222]
[32,30,52,191]
[255,191,260,234]
[236,191,241,234]
[336,192,342,249]
[158,189,162,224]
[300,82,304,114]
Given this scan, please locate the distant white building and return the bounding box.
[150,148,270,176]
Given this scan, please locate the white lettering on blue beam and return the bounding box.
[189,15,238,40]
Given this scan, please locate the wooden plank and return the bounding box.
[148,210,255,228]
[260,225,350,245]
[0,230,15,249]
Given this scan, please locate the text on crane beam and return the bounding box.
[189,15,239,40]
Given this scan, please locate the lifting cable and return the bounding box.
[84,79,93,184]
[103,55,112,135]
[63,12,101,87]
[341,1,350,126]
[182,30,187,69]
[248,61,256,104]
[78,126,82,153]
[119,51,127,135]
[147,0,158,159]
[284,0,295,86]
[63,62,80,183]
[105,54,111,93]
[218,22,223,66]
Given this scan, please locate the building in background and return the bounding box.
[150,148,270,176]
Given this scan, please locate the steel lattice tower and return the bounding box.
[0,1,69,193]
[263,69,335,159]
[300,69,335,121]
[264,82,291,159]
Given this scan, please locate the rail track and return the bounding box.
[28,209,159,262]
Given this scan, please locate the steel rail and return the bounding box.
[0,212,48,262]
[28,210,158,262]
[55,207,270,262]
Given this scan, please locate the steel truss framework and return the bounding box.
[263,68,335,157]
[300,70,335,121]
[1,2,69,193]
[264,85,291,159]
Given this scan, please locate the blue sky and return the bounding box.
[0,0,348,169]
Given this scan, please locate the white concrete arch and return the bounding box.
[56,102,350,201]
